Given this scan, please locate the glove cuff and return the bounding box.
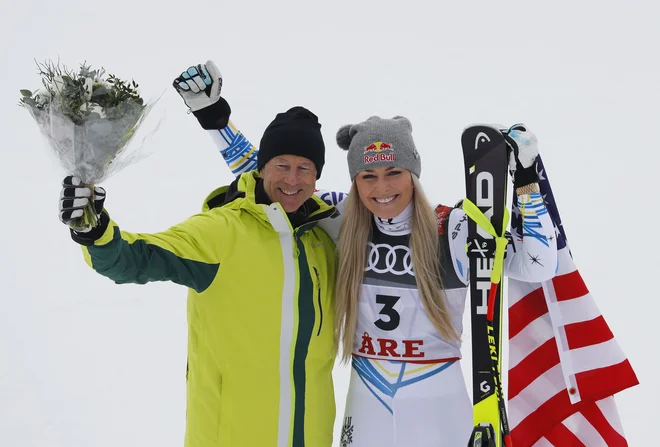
[513,162,539,189]
[192,97,231,130]
[70,211,110,246]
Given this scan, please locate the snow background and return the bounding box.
[1,0,656,445]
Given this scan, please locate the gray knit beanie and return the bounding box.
[336,116,421,179]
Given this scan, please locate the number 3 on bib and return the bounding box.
[374,294,401,330]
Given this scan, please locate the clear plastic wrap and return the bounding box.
[20,60,161,230]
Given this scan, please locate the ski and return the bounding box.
[461,125,511,447]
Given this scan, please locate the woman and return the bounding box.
[331,116,556,446]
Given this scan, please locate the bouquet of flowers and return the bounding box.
[20,59,160,231]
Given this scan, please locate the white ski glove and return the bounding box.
[505,124,538,170]
[59,176,111,245]
[173,61,231,129]
[502,124,539,188]
[173,61,223,112]
[59,176,105,230]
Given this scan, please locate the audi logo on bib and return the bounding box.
[365,242,414,276]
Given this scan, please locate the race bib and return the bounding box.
[354,283,463,362]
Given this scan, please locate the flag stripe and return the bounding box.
[563,411,608,446]
[565,316,613,350]
[508,338,558,399]
[570,338,628,375]
[552,270,589,302]
[554,293,603,327]
[508,279,537,306]
[531,437,554,447]
[509,364,565,428]
[509,313,554,369]
[575,360,639,399]
[509,286,548,338]
[511,388,574,447]
[582,404,629,447]
[596,397,626,438]
[544,422,585,447]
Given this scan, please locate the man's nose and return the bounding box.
[282,170,301,185]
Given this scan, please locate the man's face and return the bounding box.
[261,155,318,213]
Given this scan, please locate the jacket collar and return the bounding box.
[201,171,337,229]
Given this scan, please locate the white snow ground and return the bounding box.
[0,1,657,446]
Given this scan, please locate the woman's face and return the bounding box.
[354,166,414,219]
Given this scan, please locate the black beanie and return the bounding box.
[258,106,325,179]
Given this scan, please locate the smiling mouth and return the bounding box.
[373,195,397,204]
[279,188,302,196]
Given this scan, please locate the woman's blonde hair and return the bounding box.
[334,175,460,363]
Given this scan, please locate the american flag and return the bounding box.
[507,156,639,446]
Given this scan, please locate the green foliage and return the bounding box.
[18,59,145,125]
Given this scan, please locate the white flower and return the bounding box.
[82,77,93,101]
[80,102,106,119]
[35,92,50,105]
[89,104,106,118]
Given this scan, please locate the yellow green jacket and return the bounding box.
[80,171,339,446]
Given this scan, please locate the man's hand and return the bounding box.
[59,176,106,232]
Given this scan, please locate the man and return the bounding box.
[59,65,339,446]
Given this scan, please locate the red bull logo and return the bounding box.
[364,141,396,164]
[364,141,393,153]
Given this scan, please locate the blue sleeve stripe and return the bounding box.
[517,201,545,209]
[221,136,253,162]
[218,128,232,145]
[225,123,237,139]
[521,226,550,247]
[234,156,259,174]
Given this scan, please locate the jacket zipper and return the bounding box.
[313,267,323,336]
